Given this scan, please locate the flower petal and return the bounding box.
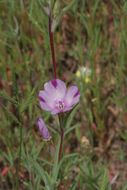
[37,118,51,141]
[44,79,66,100]
[51,109,60,115]
[39,90,55,110]
[64,86,80,107]
[63,106,73,112]
[39,101,51,111]
[38,79,80,114]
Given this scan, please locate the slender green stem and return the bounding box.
[58,115,64,162]
[58,127,64,162]
[15,123,23,190]
[19,124,23,171]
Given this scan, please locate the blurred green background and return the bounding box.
[0,0,127,189]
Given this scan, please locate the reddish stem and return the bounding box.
[48,16,57,79]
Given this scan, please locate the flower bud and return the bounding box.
[37,118,51,141]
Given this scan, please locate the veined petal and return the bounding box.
[38,79,80,114]
[39,101,51,111]
[39,90,55,110]
[64,86,80,107]
[44,79,66,100]
[71,95,80,106]
[37,118,51,141]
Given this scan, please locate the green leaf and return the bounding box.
[62,0,77,14]
[69,174,80,190]
[59,153,79,167]
[64,105,79,129]
[51,138,60,189]
[19,87,36,113]
[30,158,51,190]
[2,105,21,125]
[0,91,18,105]
[100,168,108,190]
[64,123,80,136]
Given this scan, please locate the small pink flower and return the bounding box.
[39,79,80,115]
[37,118,51,141]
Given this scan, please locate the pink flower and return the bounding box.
[37,118,51,141]
[39,79,80,115]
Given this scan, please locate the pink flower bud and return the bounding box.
[37,118,51,141]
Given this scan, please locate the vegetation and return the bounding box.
[0,0,127,189]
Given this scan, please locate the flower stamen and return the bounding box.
[56,101,65,111]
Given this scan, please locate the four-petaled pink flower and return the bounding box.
[39,79,80,115]
[37,118,51,141]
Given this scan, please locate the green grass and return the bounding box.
[0,0,127,189]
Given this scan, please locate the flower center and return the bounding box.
[56,100,65,111]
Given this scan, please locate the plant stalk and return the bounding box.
[58,126,64,162]
[15,122,23,190]
[58,114,64,162]
[49,15,57,79]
